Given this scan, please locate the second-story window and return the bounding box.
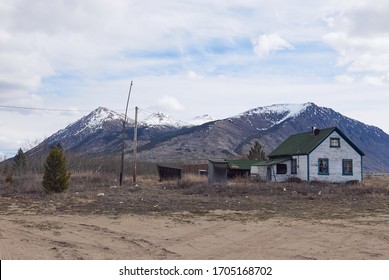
[330,137,340,148]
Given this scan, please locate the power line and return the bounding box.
[0,104,92,112]
[0,104,126,113]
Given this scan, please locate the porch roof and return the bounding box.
[251,157,291,167]
[209,159,263,170]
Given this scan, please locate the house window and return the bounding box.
[318,158,329,175]
[343,159,353,175]
[276,164,287,174]
[291,159,297,174]
[330,137,340,148]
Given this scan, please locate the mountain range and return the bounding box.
[29,102,389,172]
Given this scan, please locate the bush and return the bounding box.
[42,144,70,193]
[5,174,13,184]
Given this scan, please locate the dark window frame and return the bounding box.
[318,158,329,175]
[276,163,287,174]
[342,159,353,175]
[330,137,340,148]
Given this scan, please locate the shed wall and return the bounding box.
[208,161,228,184]
[250,165,267,180]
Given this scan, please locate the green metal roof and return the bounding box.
[268,127,365,157]
[209,159,262,170]
[227,160,262,170]
[252,157,290,166]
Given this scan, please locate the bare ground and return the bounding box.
[1,175,388,259]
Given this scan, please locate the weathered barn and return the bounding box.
[251,127,365,182]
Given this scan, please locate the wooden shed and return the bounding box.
[208,159,261,184]
[157,164,182,181]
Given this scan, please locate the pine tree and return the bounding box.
[13,148,26,175]
[2,162,13,184]
[42,144,70,193]
[247,141,266,160]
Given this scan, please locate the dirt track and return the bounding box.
[1,179,389,259]
[1,211,388,260]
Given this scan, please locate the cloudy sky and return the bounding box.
[1,0,389,158]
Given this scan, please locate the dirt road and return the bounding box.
[1,211,388,260]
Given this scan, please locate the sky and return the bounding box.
[1,0,389,158]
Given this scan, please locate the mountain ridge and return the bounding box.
[28,102,389,172]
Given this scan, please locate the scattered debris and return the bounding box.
[97,193,105,197]
[129,184,142,192]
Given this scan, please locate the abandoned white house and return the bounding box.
[251,127,365,183]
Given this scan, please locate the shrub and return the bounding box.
[5,174,13,184]
[42,144,70,193]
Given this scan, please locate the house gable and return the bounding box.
[308,130,363,182]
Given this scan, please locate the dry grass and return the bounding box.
[0,172,388,221]
[363,173,389,189]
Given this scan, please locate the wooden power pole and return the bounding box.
[119,81,133,186]
[132,106,138,183]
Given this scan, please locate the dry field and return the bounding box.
[0,173,388,259]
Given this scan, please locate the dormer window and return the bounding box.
[330,137,340,148]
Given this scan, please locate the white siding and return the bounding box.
[293,155,308,181]
[308,131,362,182]
[250,165,267,180]
[269,160,291,182]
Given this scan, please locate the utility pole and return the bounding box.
[119,81,133,186]
[132,106,138,183]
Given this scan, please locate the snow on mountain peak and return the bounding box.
[142,112,182,127]
[71,107,123,135]
[248,103,310,116]
[240,102,312,127]
[87,107,123,127]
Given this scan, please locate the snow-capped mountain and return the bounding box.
[139,102,389,171]
[29,107,126,155]
[28,103,389,171]
[141,112,183,128]
[237,103,310,129]
[63,107,124,136]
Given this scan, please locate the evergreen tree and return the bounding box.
[42,144,70,193]
[247,141,266,160]
[13,148,26,175]
[2,162,13,184]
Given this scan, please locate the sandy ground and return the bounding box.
[1,211,388,260]
[1,176,389,260]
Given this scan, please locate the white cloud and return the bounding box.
[323,1,389,84]
[187,70,204,80]
[252,33,294,58]
[158,95,185,112]
[362,76,385,87]
[335,74,355,84]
